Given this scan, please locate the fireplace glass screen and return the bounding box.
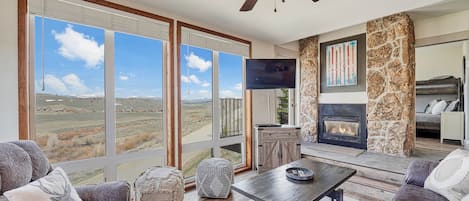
[324,121,359,136]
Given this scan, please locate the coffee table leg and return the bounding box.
[327,189,343,201]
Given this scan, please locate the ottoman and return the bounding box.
[196,158,234,198]
[134,166,184,201]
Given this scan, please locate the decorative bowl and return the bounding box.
[286,167,314,181]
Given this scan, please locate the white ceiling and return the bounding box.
[135,0,447,44]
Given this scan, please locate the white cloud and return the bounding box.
[181,75,190,83]
[185,52,212,72]
[118,72,135,81]
[42,73,104,97]
[119,75,129,81]
[53,25,104,68]
[181,74,201,84]
[234,83,242,90]
[62,73,88,94]
[202,82,210,87]
[44,74,67,93]
[199,90,209,95]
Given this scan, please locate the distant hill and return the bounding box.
[36,93,164,113]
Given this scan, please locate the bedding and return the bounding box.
[416,113,441,131]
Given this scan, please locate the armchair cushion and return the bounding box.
[405,160,439,187]
[393,184,448,201]
[10,140,52,180]
[0,143,33,194]
[75,181,130,201]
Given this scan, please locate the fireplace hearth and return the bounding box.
[318,104,367,149]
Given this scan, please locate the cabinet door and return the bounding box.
[280,140,301,164]
[259,139,281,172]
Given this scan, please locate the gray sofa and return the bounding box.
[393,160,447,201]
[0,140,130,201]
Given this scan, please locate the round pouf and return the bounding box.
[134,167,184,201]
[196,158,234,198]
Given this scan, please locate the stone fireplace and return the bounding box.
[318,104,367,149]
[299,13,416,157]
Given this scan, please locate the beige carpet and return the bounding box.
[303,143,364,157]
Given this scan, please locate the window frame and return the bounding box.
[17,0,252,186]
[20,0,176,183]
[27,15,170,182]
[176,22,253,183]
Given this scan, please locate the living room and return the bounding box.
[1,0,469,201]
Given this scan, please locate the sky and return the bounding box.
[180,45,243,100]
[35,16,243,100]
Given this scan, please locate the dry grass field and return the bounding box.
[34,93,241,184]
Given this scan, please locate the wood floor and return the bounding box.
[415,137,462,153]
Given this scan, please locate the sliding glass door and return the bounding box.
[180,44,246,179]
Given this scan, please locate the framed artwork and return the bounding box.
[320,34,366,93]
[326,40,357,87]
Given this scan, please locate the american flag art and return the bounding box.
[326,40,358,87]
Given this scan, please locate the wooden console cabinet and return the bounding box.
[255,126,301,173]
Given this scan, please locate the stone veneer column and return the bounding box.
[366,13,416,156]
[299,36,319,142]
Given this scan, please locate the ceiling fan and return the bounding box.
[240,0,320,12]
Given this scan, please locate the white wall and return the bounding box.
[416,41,464,80]
[0,1,19,141]
[317,23,368,104]
[414,10,469,40]
[250,40,278,125]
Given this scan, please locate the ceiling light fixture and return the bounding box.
[241,0,320,12]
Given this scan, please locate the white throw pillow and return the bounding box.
[424,149,469,201]
[4,167,82,201]
[431,100,448,115]
[445,100,459,112]
[425,99,440,114]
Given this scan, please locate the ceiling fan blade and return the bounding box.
[240,0,257,11]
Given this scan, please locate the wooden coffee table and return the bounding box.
[232,159,356,201]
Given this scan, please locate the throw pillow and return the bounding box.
[445,100,459,112]
[431,100,448,115]
[424,149,469,201]
[425,99,440,114]
[3,167,82,201]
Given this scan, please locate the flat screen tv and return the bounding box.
[246,59,296,89]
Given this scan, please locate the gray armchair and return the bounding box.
[0,140,130,201]
[393,160,447,201]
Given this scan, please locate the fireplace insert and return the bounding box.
[318,104,367,149]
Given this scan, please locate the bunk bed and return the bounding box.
[415,76,463,132]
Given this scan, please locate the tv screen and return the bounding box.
[246,59,296,89]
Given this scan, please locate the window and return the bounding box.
[29,0,170,185]
[114,32,165,154]
[33,17,106,164]
[181,45,213,145]
[178,24,251,179]
[25,0,252,185]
